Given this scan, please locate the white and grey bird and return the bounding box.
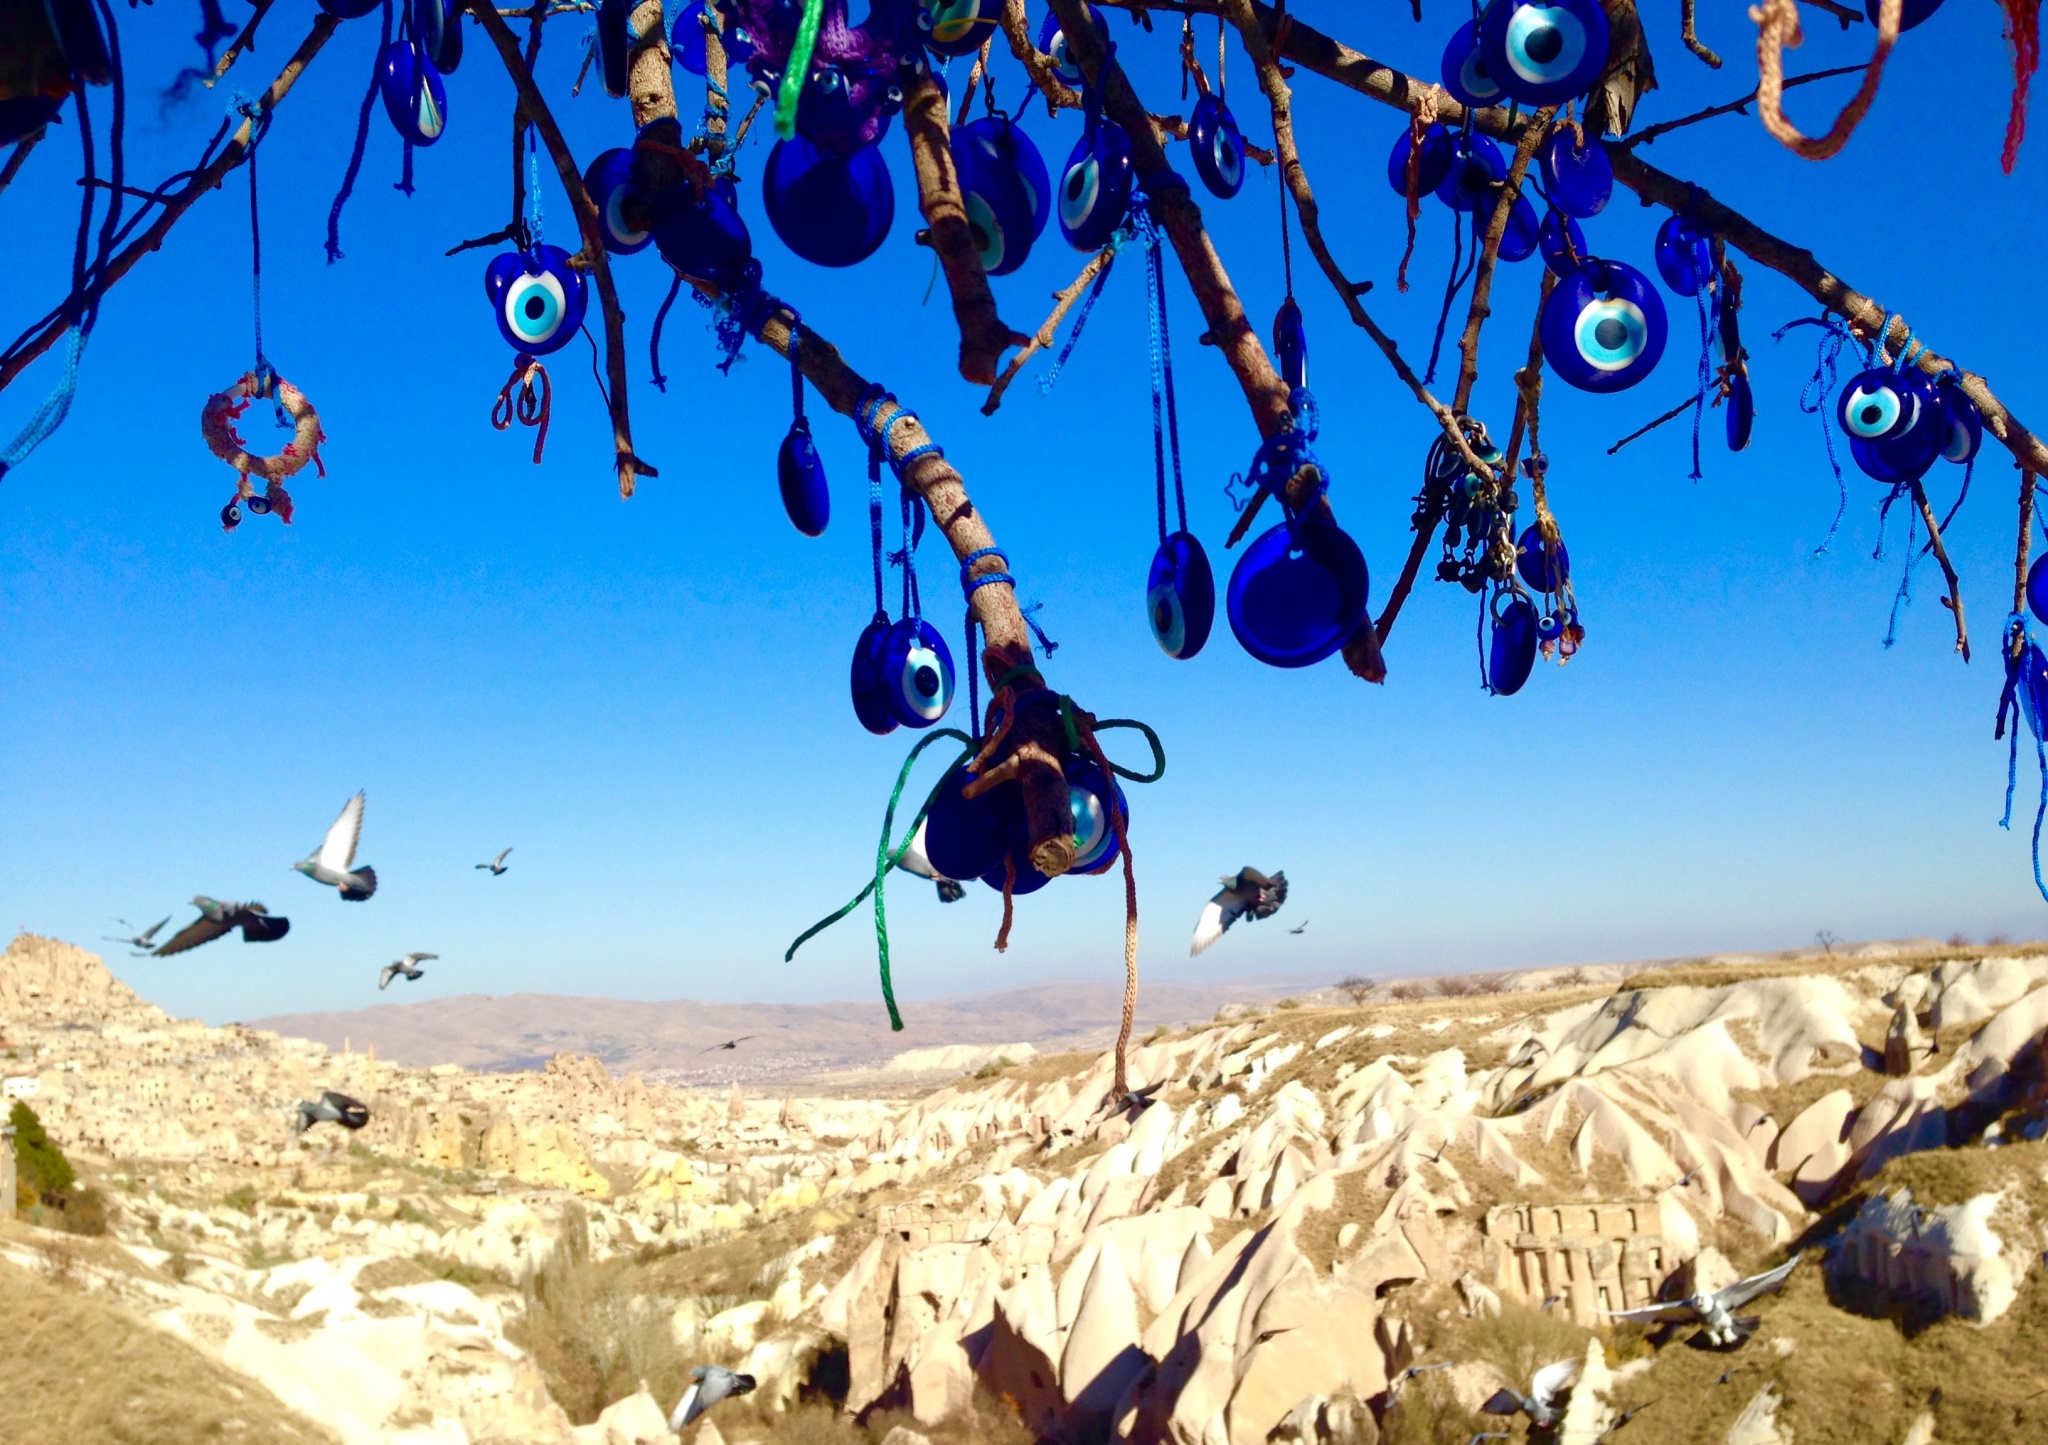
[476,847,513,876]
[293,1090,369,1134]
[894,819,964,902]
[669,1364,756,1430]
[1190,867,1287,955]
[293,791,378,901]
[379,952,438,990]
[1479,1358,1579,1429]
[155,897,291,956]
[105,916,171,953]
[1602,1256,1801,1347]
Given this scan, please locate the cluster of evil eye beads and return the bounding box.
[1833,363,1983,486]
[918,732,1129,898]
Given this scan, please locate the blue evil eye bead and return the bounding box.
[1836,367,1931,442]
[1227,512,1371,669]
[1488,595,1539,696]
[582,148,652,255]
[982,846,1054,896]
[1537,127,1611,217]
[1146,531,1216,659]
[1066,758,1127,874]
[925,770,1025,880]
[318,0,383,16]
[2023,641,2048,741]
[2027,554,2048,626]
[777,419,829,537]
[1540,258,1667,393]
[1272,298,1308,393]
[484,245,587,356]
[1654,213,1714,297]
[1848,426,1943,485]
[850,618,899,735]
[883,617,955,728]
[764,135,894,268]
[1436,133,1506,212]
[1867,0,1944,29]
[379,41,447,146]
[598,0,631,99]
[1038,4,1107,87]
[416,0,463,75]
[1498,197,1541,263]
[1536,611,1564,643]
[1938,385,1983,464]
[1188,93,1246,200]
[1479,0,1611,107]
[674,3,710,76]
[1386,123,1455,197]
[652,173,754,289]
[958,115,1050,250]
[1441,20,1504,107]
[1515,523,1569,592]
[1058,118,1135,251]
[952,121,1039,276]
[1727,370,1755,452]
[920,0,1002,59]
[1538,207,1588,277]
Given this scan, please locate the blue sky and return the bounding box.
[2,2,2042,1026]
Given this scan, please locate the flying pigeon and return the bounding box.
[293,790,377,901]
[154,897,291,956]
[1288,919,1309,934]
[378,952,438,990]
[669,1364,756,1430]
[702,1035,757,1053]
[894,819,964,903]
[105,916,171,953]
[1602,1256,1801,1347]
[1190,867,1287,955]
[1385,1360,1452,1405]
[293,1090,369,1133]
[1480,1358,1579,1429]
[476,847,513,876]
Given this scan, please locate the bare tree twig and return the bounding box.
[1605,392,1703,454]
[0,136,44,202]
[1681,0,1723,69]
[1802,0,1866,28]
[982,246,1116,415]
[2013,469,2037,624]
[997,0,1082,114]
[1452,105,1554,414]
[207,0,280,85]
[1910,476,1970,659]
[1623,62,1870,148]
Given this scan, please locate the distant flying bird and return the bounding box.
[702,1035,757,1053]
[1190,867,1287,955]
[379,952,438,990]
[293,1090,369,1134]
[476,847,513,876]
[1289,919,1309,935]
[895,820,964,902]
[1385,1360,1452,1405]
[154,898,291,956]
[1602,1256,1801,1347]
[1480,1358,1578,1429]
[105,916,171,953]
[293,790,377,901]
[670,1365,756,1431]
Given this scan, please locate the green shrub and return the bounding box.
[224,1184,259,1214]
[11,1101,77,1205]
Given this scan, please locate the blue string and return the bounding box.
[1688,287,1710,482]
[867,431,887,621]
[327,0,393,263]
[1144,217,1169,544]
[1776,314,1856,554]
[1425,205,1469,386]
[1040,246,1122,393]
[526,126,543,246]
[0,327,86,481]
[649,274,682,390]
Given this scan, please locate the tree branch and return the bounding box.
[1452,105,1554,415]
[982,245,1116,415]
[1910,477,1970,660]
[1622,62,1869,149]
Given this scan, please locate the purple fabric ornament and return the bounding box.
[716,0,926,155]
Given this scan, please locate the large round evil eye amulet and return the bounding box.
[1441,20,1504,107]
[1540,259,1667,393]
[1538,128,1611,217]
[484,245,588,356]
[1146,531,1216,659]
[1227,513,1371,669]
[764,136,895,268]
[1386,123,1455,197]
[1479,0,1611,107]
[882,617,955,728]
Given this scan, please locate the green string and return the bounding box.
[774,0,827,141]
[1088,716,1168,783]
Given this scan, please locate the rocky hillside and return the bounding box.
[7,933,2048,1444]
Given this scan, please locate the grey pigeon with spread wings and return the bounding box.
[895,819,965,902]
[703,1035,757,1053]
[154,898,290,956]
[1480,1358,1578,1428]
[293,790,377,900]
[1190,867,1287,955]
[476,847,513,875]
[669,1365,756,1430]
[293,1090,369,1134]
[379,952,438,990]
[1603,1256,1800,1347]
[105,916,171,954]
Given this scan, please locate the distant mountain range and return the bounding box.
[250,973,1336,1085]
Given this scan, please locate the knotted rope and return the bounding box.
[491,352,552,463]
[1749,0,1900,160]
[1397,86,1440,294]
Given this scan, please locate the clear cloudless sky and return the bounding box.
[2,2,2043,1026]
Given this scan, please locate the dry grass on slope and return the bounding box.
[0,1254,335,1445]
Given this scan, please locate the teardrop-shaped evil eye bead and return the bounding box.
[1539,207,1588,277]
[1515,523,1569,592]
[1654,213,1714,297]
[1537,127,1612,217]
[484,245,588,356]
[379,41,447,146]
[1488,595,1540,696]
[1497,197,1541,263]
[1146,531,1216,659]
[1386,122,1455,198]
[777,419,829,537]
[1058,121,1134,250]
[883,617,955,728]
[1272,298,1308,393]
[1727,370,1755,452]
[1441,20,1503,107]
[849,618,899,735]
[1837,368,1920,441]
[582,148,651,254]
[1188,93,1245,200]
[1435,134,1506,212]
[1939,386,1983,463]
[1480,0,1611,106]
[1540,259,1667,393]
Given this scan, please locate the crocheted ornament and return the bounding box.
[201,372,324,530]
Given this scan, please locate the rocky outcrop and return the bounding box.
[1824,1185,2035,1326]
